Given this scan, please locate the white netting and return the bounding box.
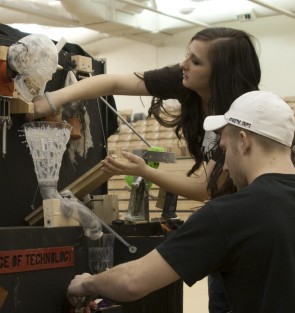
[8,34,58,101]
[24,121,72,184]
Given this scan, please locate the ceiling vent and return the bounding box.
[237,11,256,22]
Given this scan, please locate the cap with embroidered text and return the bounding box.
[203,91,295,147]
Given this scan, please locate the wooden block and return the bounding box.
[0,46,8,60]
[10,97,34,114]
[43,199,79,227]
[90,195,119,224]
[71,55,92,73]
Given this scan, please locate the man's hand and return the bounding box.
[67,273,92,308]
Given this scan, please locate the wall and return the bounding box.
[88,14,295,116]
[91,37,157,115]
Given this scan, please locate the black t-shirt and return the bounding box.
[143,65,220,162]
[157,173,295,312]
[144,64,189,101]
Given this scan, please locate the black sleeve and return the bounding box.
[143,64,189,100]
[156,204,227,286]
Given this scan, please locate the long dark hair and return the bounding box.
[148,27,261,198]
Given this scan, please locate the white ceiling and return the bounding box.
[1,0,295,52]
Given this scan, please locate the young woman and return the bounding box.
[32,27,261,312]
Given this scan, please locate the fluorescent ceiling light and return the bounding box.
[155,0,253,16]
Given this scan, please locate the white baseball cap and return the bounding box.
[203,91,295,147]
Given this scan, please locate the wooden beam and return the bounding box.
[25,162,113,225]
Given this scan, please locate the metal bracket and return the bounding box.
[133,149,176,163]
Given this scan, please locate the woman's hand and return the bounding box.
[101,151,148,177]
[26,94,55,120]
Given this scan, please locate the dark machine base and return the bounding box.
[0,224,183,313]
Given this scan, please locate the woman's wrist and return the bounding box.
[44,91,60,115]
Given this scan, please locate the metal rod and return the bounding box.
[96,215,137,253]
[2,120,7,158]
[99,96,151,147]
[79,73,151,147]
[0,97,10,158]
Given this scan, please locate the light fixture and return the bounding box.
[179,7,195,14]
[237,10,256,22]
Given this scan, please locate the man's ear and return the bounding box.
[239,130,250,153]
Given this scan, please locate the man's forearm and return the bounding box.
[81,261,143,302]
[67,250,179,304]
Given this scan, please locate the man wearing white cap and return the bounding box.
[67,91,295,313]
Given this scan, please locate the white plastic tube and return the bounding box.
[39,182,103,240]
